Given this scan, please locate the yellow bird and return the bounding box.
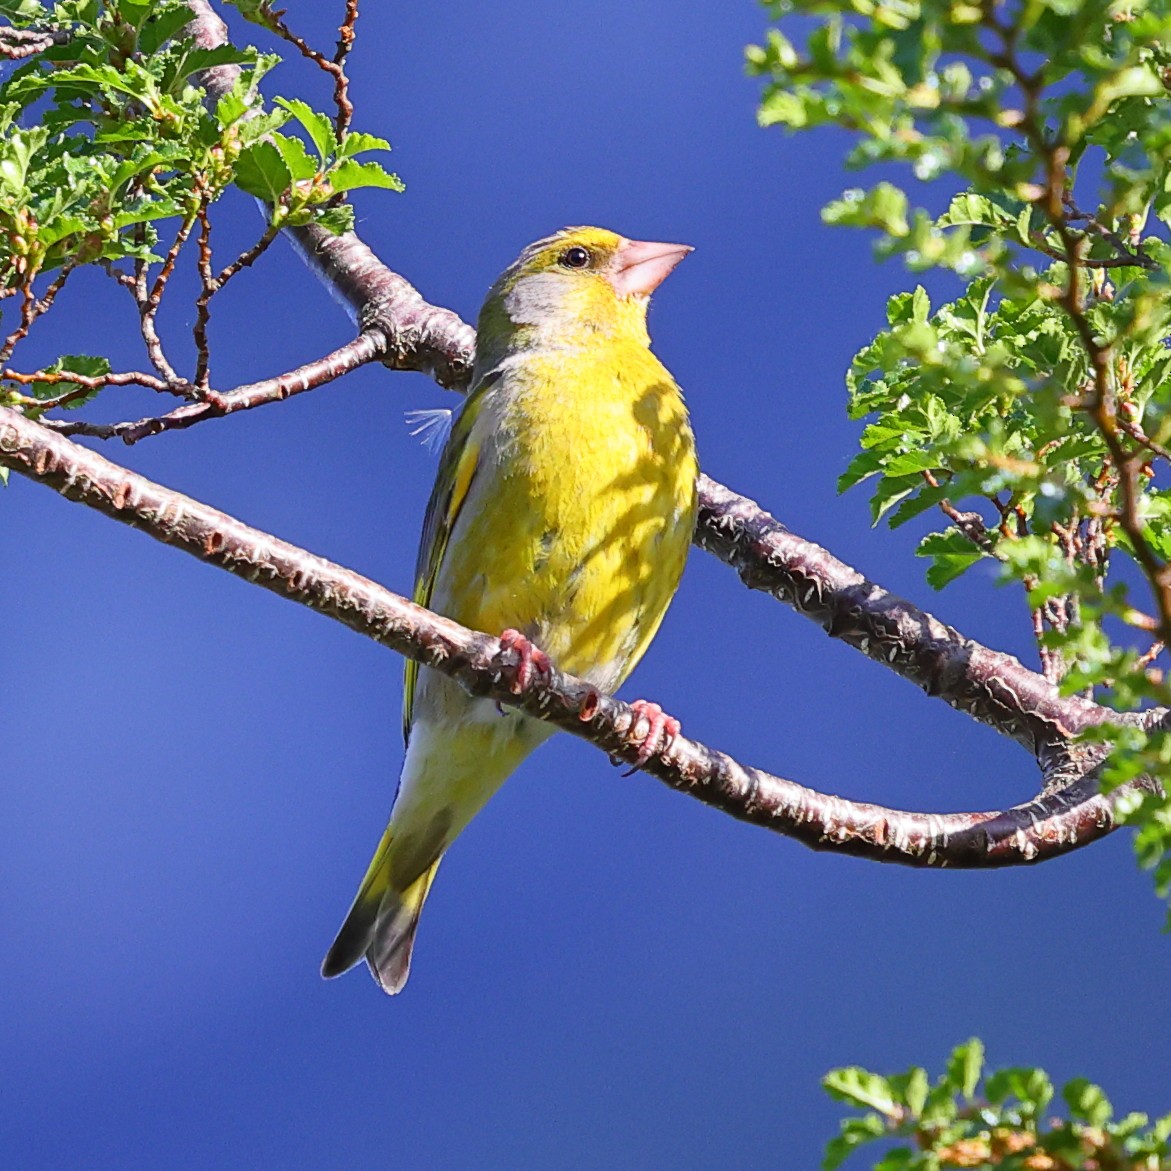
[322,226,698,994]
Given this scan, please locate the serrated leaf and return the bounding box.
[327,158,404,194]
[224,0,270,23]
[823,1067,899,1116]
[272,132,319,182]
[888,484,947,528]
[872,1151,916,1170]
[138,3,197,56]
[823,182,909,236]
[118,0,156,30]
[903,1067,929,1115]
[838,448,886,493]
[0,0,46,18]
[234,140,292,204]
[26,354,110,410]
[310,203,356,235]
[883,450,939,476]
[36,214,86,248]
[276,97,336,160]
[917,529,986,588]
[339,130,391,157]
[985,1067,1054,1114]
[870,474,920,525]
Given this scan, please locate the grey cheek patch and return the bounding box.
[503,273,571,325]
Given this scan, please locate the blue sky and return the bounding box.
[3,2,1169,1168]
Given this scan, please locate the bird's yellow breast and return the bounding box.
[432,342,697,692]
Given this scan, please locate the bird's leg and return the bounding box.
[621,700,682,774]
[497,628,552,695]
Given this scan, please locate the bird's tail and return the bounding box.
[320,827,441,995]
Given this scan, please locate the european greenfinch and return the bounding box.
[322,226,698,994]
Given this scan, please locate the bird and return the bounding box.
[321,226,699,994]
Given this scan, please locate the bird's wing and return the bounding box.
[401,377,496,742]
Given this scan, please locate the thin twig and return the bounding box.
[0,281,41,367]
[215,217,283,288]
[332,0,360,138]
[39,331,386,441]
[261,3,356,140]
[137,210,199,384]
[990,12,1171,651]
[192,191,215,393]
[2,367,186,398]
[922,470,997,553]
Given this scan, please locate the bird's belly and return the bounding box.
[436,456,692,693]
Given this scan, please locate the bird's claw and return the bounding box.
[621,700,681,775]
[498,629,552,695]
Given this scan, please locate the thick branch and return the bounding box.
[694,476,1112,750]
[165,1,1149,762]
[292,226,477,390]
[54,0,1143,861]
[0,406,1145,868]
[0,24,70,60]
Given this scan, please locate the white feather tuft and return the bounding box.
[404,408,454,454]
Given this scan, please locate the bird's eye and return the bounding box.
[560,246,591,270]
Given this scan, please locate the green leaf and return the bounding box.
[838,448,886,493]
[985,1066,1054,1116]
[917,529,986,588]
[822,1114,887,1171]
[945,1038,984,1099]
[234,140,292,204]
[823,182,910,236]
[327,159,404,194]
[138,3,198,56]
[276,97,336,160]
[0,0,47,19]
[271,132,319,183]
[23,354,111,411]
[1063,1077,1112,1128]
[338,130,391,157]
[870,474,920,525]
[823,1067,899,1116]
[901,1066,929,1116]
[310,203,356,235]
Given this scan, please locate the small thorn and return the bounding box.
[578,686,601,722]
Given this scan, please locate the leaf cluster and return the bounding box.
[750,0,1171,908]
[824,1039,1171,1169]
[0,0,399,291]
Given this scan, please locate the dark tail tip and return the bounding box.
[321,906,376,979]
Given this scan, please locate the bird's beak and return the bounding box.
[607,238,693,298]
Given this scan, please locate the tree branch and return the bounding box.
[1,405,1149,868]
[66,0,1133,778]
[19,0,1137,854]
[0,24,70,60]
[39,331,387,442]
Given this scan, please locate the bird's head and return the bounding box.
[477,227,691,361]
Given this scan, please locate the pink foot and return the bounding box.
[498,629,552,695]
[624,700,682,771]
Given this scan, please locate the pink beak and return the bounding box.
[607,237,693,297]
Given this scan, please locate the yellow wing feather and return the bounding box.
[401,386,488,740]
